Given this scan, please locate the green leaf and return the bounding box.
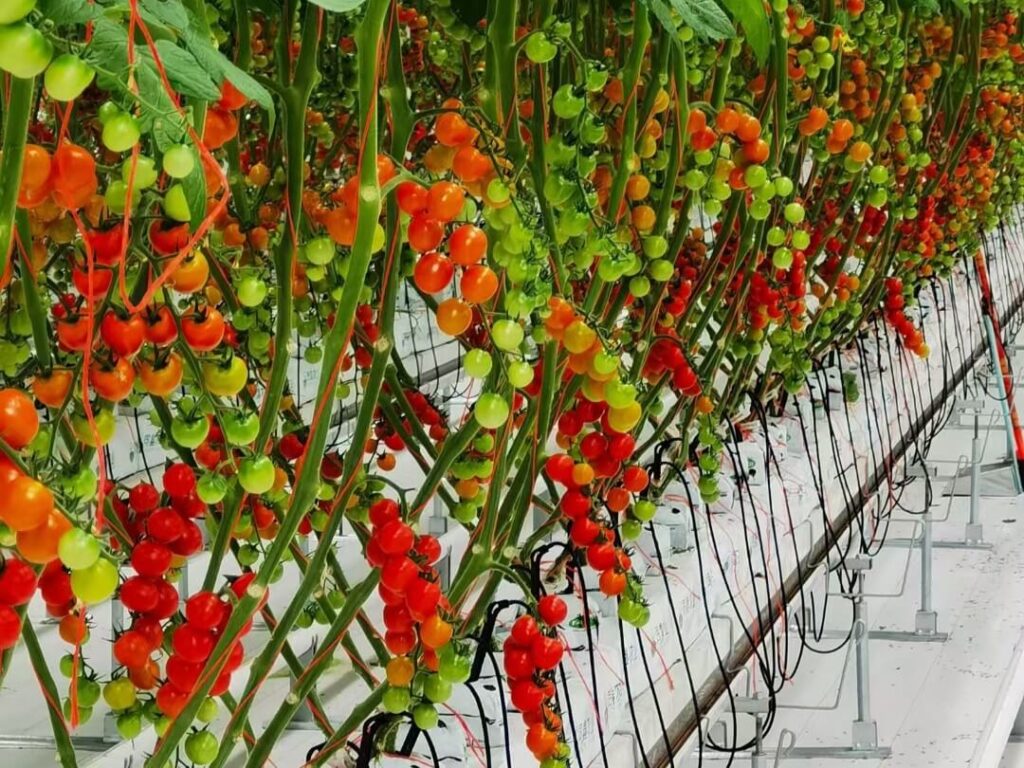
[646,0,681,38]
[37,0,100,23]
[86,17,189,145]
[180,27,276,126]
[720,0,770,64]
[182,158,207,231]
[139,0,190,30]
[668,0,735,40]
[306,0,368,11]
[136,61,190,147]
[154,40,221,101]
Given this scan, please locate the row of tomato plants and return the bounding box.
[0,0,1021,766]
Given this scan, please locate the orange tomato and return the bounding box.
[460,265,499,304]
[17,511,71,564]
[32,370,74,409]
[2,476,54,531]
[436,298,473,336]
[0,388,39,449]
[168,251,209,294]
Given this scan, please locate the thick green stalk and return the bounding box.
[22,619,77,768]
[242,573,380,767]
[605,7,651,223]
[0,77,35,282]
[253,13,321,453]
[16,210,51,372]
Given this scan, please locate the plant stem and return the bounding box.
[0,77,35,282]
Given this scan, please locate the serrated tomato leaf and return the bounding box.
[668,0,735,41]
[154,40,222,101]
[720,0,770,64]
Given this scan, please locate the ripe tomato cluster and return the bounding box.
[504,596,569,762]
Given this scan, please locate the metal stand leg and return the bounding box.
[710,561,892,762]
[966,415,987,545]
[869,512,949,643]
[780,573,892,759]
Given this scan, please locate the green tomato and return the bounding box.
[77,677,101,707]
[43,54,95,101]
[304,236,335,266]
[59,654,75,678]
[868,165,889,185]
[552,84,586,120]
[629,275,651,297]
[162,144,195,179]
[452,502,476,524]
[163,184,191,222]
[791,230,811,250]
[621,519,643,541]
[0,22,53,79]
[474,393,510,430]
[71,409,116,447]
[238,455,276,495]
[605,381,636,409]
[104,180,141,215]
[749,199,771,221]
[648,259,674,282]
[0,0,36,24]
[197,697,219,724]
[63,700,93,724]
[508,360,534,389]
[586,64,609,92]
[744,165,768,190]
[422,674,452,703]
[170,414,210,449]
[784,202,805,225]
[773,176,795,197]
[197,473,229,504]
[102,113,141,153]
[70,558,118,603]
[185,730,219,765]
[438,647,472,684]
[69,466,98,499]
[683,170,707,191]
[772,247,794,270]
[382,686,412,713]
[237,543,259,566]
[236,276,267,307]
[222,410,259,445]
[58,528,101,571]
[122,156,159,189]
[633,499,656,522]
[97,100,120,124]
[766,226,786,247]
[618,598,650,627]
[202,357,248,397]
[103,678,138,710]
[491,319,524,351]
[412,702,439,730]
[116,712,143,740]
[464,349,493,379]
[524,32,558,64]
